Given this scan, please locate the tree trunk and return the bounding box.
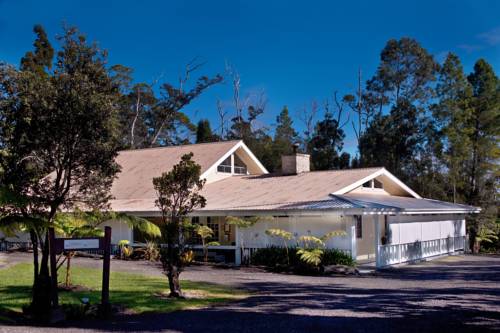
[30,230,39,283]
[166,263,183,298]
[202,239,208,262]
[65,253,72,287]
[30,232,52,318]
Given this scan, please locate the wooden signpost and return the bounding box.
[49,226,112,314]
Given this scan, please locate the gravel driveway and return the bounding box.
[1,252,499,332]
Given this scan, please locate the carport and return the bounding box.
[337,194,480,268]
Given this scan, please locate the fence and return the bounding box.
[378,236,466,267]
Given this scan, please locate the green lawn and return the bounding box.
[0,263,245,315]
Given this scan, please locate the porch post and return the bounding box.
[349,217,357,260]
[374,214,381,268]
[234,225,241,266]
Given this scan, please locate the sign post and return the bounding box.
[101,226,111,314]
[49,227,112,315]
[49,228,59,308]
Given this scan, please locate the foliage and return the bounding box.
[144,241,160,261]
[0,24,122,317]
[321,248,355,266]
[195,225,218,262]
[262,228,347,269]
[196,119,218,143]
[359,37,438,187]
[297,235,325,248]
[272,106,299,171]
[308,112,347,170]
[250,246,355,273]
[265,228,293,265]
[111,61,222,148]
[226,215,271,265]
[265,228,293,240]
[181,250,195,265]
[296,248,323,266]
[153,153,206,297]
[118,240,133,259]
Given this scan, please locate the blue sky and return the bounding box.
[1,0,499,153]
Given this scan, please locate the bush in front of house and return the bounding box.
[250,246,355,274]
[250,246,294,268]
[321,249,355,267]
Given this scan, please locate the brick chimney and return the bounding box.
[281,143,310,175]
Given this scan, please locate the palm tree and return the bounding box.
[195,225,220,262]
[54,210,162,287]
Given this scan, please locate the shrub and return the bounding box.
[251,246,355,273]
[251,246,291,267]
[321,249,355,267]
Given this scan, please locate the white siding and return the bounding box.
[99,220,133,244]
[378,214,467,267]
[239,215,351,252]
[387,214,465,245]
[0,231,31,243]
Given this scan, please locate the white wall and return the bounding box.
[356,215,377,260]
[0,231,31,242]
[387,214,465,245]
[99,219,133,244]
[239,215,351,251]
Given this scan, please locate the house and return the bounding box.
[1,140,479,267]
[102,140,479,268]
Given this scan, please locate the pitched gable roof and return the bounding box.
[199,168,384,211]
[331,167,421,198]
[111,140,241,200]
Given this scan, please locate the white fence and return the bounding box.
[378,236,466,267]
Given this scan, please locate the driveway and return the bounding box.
[1,253,499,332]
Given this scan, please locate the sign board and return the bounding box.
[49,227,112,314]
[52,237,104,254]
[64,238,100,250]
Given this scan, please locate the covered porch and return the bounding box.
[187,213,355,265]
[348,212,469,268]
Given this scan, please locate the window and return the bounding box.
[217,156,232,173]
[362,181,371,188]
[374,179,383,189]
[216,154,247,174]
[355,215,362,238]
[206,217,219,242]
[233,154,247,174]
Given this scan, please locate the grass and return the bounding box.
[0,263,246,315]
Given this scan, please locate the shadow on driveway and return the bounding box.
[2,254,500,332]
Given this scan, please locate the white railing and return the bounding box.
[378,236,466,267]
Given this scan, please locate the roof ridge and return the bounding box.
[118,140,241,154]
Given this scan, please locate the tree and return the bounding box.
[110,64,158,149]
[464,59,499,251]
[195,225,220,262]
[153,153,206,297]
[265,228,293,265]
[296,231,346,266]
[433,53,473,202]
[272,106,299,171]
[0,25,121,317]
[53,210,160,287]
[308,112,346,170]
[359,38,438,186]
[196,119,217,143]
[20,25,54,77]
[149,61,222,146]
